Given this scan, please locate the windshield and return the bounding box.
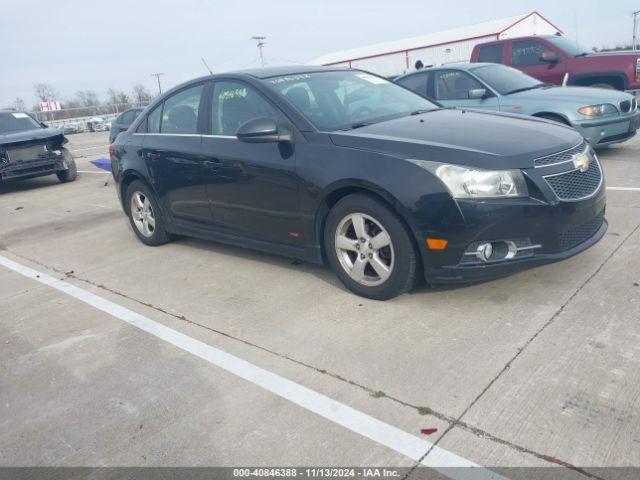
[471,64,544,95]
[264,70,438,131]
[545,36,590,57]
[0,112,43,134]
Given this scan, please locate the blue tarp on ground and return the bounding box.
[90,158,112,172]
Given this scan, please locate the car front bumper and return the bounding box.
[0,150,67,181]
[574,111,640,146]
[422,181,607,284]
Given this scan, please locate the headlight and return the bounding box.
[409,160,528,199]
[578,104,617,116]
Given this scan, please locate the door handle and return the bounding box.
[204,160,221,170]
[145,152,161,161]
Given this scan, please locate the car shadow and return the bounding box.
[0,175,62,194]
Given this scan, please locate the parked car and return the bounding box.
[396,63,640,147]
[0,110,77,183]
[470,35,640,92]
[110,66,606,300]
[109,108,143,143]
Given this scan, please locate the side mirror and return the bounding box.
[540,51,560,63]
[236,117,291,143]
[468,88,488,100]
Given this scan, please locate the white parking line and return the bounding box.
[607,186,640,192]
[78,170,110,174]
[0,254,503,480]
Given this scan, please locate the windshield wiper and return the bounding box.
[339,121,374,130]
[410,109,435,115]
[505,83,551,95]
[574,52,590,57]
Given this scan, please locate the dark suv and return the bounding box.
[0,111,77,184]
[110,66,606,299]
[109,108,143,143]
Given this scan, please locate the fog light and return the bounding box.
[476,242,493,262]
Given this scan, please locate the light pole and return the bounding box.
[251,36,266,67]
[633,10,640,50]
[151,73,164,95]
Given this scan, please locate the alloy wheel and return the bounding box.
[130,191,156,238]
[334,212,394,287]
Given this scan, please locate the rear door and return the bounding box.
[429,69,500,110]
[200,79,301,246]
[510,39,567,84]
[140,83,214,225]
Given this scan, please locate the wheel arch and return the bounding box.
[570,72,628,91]
[531,111,572,125]
[119,170,155,214]
[314,181,425,271]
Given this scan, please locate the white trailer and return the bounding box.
[309,11,562,77]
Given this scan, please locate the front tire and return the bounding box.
[324,194,419,300]
[56,148,77,183]
[125,180,172,246]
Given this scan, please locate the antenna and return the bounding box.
[201,57,214,76]
[251,36,266,67]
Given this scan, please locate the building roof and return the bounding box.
[309,11,561,66]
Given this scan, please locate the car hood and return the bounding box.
[508,86,632,104]
[329,109,583,169]
[0,127,65,148]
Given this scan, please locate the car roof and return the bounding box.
[397,62,501,79]
[181,65,351,87]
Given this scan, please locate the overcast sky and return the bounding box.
[1,0,638,108]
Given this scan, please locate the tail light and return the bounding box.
[108,143,116,158]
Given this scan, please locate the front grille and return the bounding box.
[6,144,48,163]
[534,142,587,167]
[558,213,604,251]
[620,100,631,113]
[544,159,602,201]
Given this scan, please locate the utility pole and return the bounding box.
[151,73,164,95]
[634,11,640,50]
[251,36,266,67]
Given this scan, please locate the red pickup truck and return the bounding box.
[470,35,640,92]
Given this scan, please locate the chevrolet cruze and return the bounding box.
[110,66,606,300]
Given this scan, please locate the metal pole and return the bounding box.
[251,36,266,67]
[633,11,640,50]
[151,73,164,95]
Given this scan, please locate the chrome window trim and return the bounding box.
[132,133,237,139]
[542,157,603,202]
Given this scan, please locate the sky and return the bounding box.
[1,0,638,109]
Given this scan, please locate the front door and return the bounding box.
[200,80,301,246]
[510,39,567,85]
[141,83,214,225]
[430,70,500,110]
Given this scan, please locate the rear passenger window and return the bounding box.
[147,104,162,133]
[397,73,429,96]
[160,85,203,134]
[477,44,504,64]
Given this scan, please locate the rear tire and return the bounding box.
[56,148,77,183]
[324,194,419,300]
[589,83,616,90]
[125,180,172,246]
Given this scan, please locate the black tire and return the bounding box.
[535,113,570,126]
[324,194,419,300]
[589,83,616,90]
[56,148,77,183]
[125,180,172,246]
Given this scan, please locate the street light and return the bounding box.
[251,36,266,67]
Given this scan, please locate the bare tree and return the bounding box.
[131,84,153,106]
[106,88,131,111]
[76,90,100,108]
[14,97,26,111]
[33,83,57,103]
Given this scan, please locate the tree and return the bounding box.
[33,83,57,103]
[76,90,100,107]
[131,84,153,105]
[14,97,26,111]
[106,88,130,107]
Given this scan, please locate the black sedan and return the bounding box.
[0,111,77,184]
[110,66,606,300]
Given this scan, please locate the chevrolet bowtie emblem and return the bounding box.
[573,153,590,172]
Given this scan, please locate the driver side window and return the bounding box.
[211,81,279,136]
[433,70,483,101]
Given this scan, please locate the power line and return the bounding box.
[251,36,266,67]
[151,73,164,95]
